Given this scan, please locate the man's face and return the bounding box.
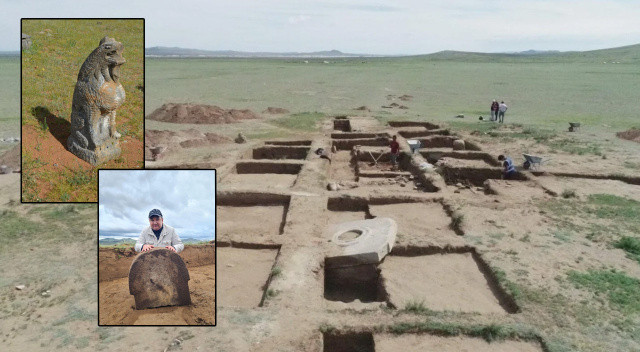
[149,216,163,231]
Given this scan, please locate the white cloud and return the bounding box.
[5,0,640,54]
[98,170,216,240]
[288,15,310,24]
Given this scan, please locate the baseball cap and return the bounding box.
[148,209,163,218]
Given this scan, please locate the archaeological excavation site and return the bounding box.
[128,107,640,351]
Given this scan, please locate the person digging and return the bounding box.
[389,135,400,170]
[498,155,516,180]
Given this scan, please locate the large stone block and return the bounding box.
[128,249,191,310]
[326,218,397,268]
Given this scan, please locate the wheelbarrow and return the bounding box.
[522,154,549,170]
[568,122,581,132]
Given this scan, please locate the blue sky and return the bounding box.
[5,0,640,55]
[98,170,216,240]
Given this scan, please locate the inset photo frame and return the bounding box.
[97,169,216,326]
[21,18,144,202]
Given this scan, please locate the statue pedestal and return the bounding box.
[67,136,121,165]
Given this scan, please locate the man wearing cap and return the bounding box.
[134,209,184,253]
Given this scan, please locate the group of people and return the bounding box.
[490,100,508,123]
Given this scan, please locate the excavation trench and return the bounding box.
[387,121,440,129]
[235,161,303,174]
[332,138,389,151]
[334,119,352,132]
[441,166,528,186]
[252,146,310,160]
[264,140,312,146]
[421,150,500,166]
[398,129,450,138]
[217,192,290,237]
[323,332,374,352]
[331,132,390,139]
[381,247,520,314]
[414,135,482,150]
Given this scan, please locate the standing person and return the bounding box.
[497,155,516,179]
[498,101,508,123]
[389,135,400,170]
[490,99,499,121]
[135,209,184,253]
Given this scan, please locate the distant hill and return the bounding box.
[0,51,19,57]
[414,43,640,63]
[146,47,373,58]
[99,238,211,246]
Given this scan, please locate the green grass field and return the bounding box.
[146,56,640,133]
[22,19,144,138]
[0,57,19,142]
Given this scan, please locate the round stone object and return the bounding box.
[326,217,397,268]
[452,139,466,150]
[129,249,191,310]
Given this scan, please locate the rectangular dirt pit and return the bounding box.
[252,146,310,160]
[441,166,528,186]
[264,140,312,146]
[369,202,457,238]
[217,246,279,308]
[421,150,499,166]
[387,121,440,129]
[334,119,352,132]
[375,334,543,352]
[217,204,288,237]
[235,161,303,174]
[380,251,517,314]
[327,197,371,223]
[330,151,357,182]
[323,332,374,352]
[324,263,387,303]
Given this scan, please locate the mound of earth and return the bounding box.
[617,128,640,143]
[262,107,289,114]
[0,145,20,171]
[145,129,231,161]
[399,94,413,101]
[147,103,261,124]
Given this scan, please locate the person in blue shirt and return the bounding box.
[498,155,516,179]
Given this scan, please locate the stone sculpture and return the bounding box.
[67,37,125,165]
[129,249,191,310]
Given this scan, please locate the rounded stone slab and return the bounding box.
[128,249,191,310]
[326,218,397,268]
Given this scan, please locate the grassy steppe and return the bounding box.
[146,57,640,132]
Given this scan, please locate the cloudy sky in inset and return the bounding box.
[99,170,216,240]
[4,0,640,55]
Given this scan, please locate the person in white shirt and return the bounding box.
[498,101,508,123]
[134,209,184,253]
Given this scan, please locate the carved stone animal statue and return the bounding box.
[67,36,125,165]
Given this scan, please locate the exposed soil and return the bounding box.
[217,247,279,308]
[0,144,20,170]
[145,128,231,161]
[616,128,640,143]
[147,103,261,124]
[375,334,543,351]
[380,252,510,314]
[262,107,290,114]
[98,245,215,325]
[22,124,143,201]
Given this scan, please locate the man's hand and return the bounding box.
[142,244,154,252]
[165,246,176,252]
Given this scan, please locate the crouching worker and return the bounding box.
[135,208,184,253]
[498,155,516,180]
[315,148,332,163]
